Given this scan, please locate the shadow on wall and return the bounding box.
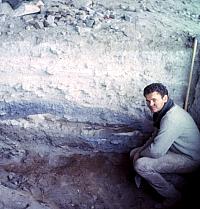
[0,100,152,133]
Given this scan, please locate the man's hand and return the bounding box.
[133,150,141,164]
[130,147,142,164]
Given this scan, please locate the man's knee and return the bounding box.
[134,157,151,173]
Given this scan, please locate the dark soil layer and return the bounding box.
[1,152,199,209]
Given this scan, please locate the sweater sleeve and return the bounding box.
[140,113,180,158]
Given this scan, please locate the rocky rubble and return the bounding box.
[0,0,138,32]
[0,0,200,36]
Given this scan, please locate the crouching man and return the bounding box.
[130,83,200,208]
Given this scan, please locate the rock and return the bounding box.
[0,2,14,16]
[110,139,121,145]
[0,184,53,209]
[31,20,44,29]
[72,0,93,8]
[13,3,41,17]
[23,15,34,23]
[85,17,95,27]
[122,14,133,22]
[45,15,56,27]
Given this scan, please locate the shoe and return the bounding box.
[134,174,142,188]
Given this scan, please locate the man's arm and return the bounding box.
[140,129,158,151]
[140,116,179,158]
[131,129,157,163]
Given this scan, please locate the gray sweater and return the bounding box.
[140,104,200,160]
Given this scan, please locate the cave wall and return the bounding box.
[0,40,194,119]
[0,30,198,128]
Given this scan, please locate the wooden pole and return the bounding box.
[184,37,198,111]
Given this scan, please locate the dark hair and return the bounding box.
[143,83,168,98]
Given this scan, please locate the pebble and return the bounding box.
[46,15,55,26]
[85,18,95,27]
[22,15,34,23]
[110,139,121,145]
[33,21,45,29]
[123,14,132,22]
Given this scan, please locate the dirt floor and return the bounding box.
[0,153,172,209]
[1,151,200,209]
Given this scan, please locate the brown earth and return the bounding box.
[1,150,200,209]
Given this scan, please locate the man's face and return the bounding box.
[145,91,168,113]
